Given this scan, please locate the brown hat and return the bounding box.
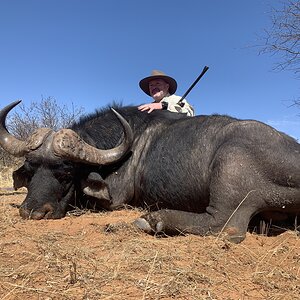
[139,70,177,96]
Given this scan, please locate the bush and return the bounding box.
[0,97,84,168]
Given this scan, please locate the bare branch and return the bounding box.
[7,96,84,139]
[259,0,300,75]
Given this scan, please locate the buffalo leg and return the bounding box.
[134,202,256,243]
[135,145,266,243]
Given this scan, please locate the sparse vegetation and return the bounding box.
[7,97,84,140]
[0,97,84,170]
[260,0,300,109]
[0,194,299,300]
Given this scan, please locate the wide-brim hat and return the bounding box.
[139,70,177,96]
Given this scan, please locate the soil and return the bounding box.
[0,193,299,300]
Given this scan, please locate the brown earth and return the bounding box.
[0,192,299,300]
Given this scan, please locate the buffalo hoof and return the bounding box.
[133,217,164,234]
[226,235,246,244]
[221,227,246,244]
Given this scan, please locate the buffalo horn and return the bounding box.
[0,101,53,156]
[52,108,133,165]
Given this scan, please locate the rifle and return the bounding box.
[178,66,209,107]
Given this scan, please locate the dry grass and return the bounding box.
[0,166,15,191]
[0,194,299,300]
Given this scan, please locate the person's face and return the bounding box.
[149,79,169,102]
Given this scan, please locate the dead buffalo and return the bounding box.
[0,100,299,243]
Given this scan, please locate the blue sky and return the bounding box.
[0,0,299,140]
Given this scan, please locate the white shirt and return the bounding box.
[161,94,195,117]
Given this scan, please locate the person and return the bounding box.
[138,70,195,116]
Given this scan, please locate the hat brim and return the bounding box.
[139,75,177,96]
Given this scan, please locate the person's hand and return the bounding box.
[138,102,163,113]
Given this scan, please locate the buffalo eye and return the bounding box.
[23,161,37,177]
[52,163,74,183]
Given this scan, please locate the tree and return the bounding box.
[261,1,300,73]
[8,97,84,139]
[0,97,84,167]
[260,0,300,108]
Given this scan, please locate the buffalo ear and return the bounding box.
[81,172,111,204]
[13,165,29,190]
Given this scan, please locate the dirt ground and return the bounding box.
[0,192,299,300]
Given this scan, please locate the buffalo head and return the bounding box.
[0,101,133,219]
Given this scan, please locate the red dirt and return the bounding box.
[0,193,299,300]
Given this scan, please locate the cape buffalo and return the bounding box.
[0,100,299,243]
